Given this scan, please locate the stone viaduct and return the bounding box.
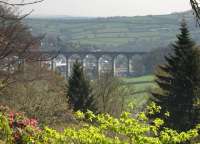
[40,51,147,78]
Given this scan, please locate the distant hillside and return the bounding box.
[24,11,200,52]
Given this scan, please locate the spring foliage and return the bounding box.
[0,103,200,144]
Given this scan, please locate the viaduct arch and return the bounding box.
[43,51,147,78]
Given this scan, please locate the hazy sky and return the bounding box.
[25,0,191,17]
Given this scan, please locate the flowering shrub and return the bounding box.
[0,103,200,144]
[0,106,40,144]
[9,112,38,128]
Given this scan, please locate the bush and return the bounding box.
[93,73,134,117]
[0,106,40,144]
[0,64,68,125]
[0,104,199,144]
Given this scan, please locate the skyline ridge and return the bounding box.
[28,9,192,19]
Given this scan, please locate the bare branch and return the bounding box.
[0,0,44,6]
[190,0,200,25]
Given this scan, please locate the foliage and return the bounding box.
[68,60,96,112]
[0,106,40,144]
[0,112,12,143]
[0,2,43,91]
[0,64,68,125]
[93,73,135,117]
[0,104,200,144]
[152,20,200,131]
[0,0,70,129]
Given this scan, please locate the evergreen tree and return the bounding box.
[67,60,96,112]
[152,20,200,131]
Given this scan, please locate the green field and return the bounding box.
[123,75,154,83]
[122,75,155,93]
[122,75,156,109]
[24,11,200,52]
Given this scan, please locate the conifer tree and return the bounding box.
[152,20,200,131]
[67,60,96,112]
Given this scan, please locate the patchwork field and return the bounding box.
[25,11,200,52]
